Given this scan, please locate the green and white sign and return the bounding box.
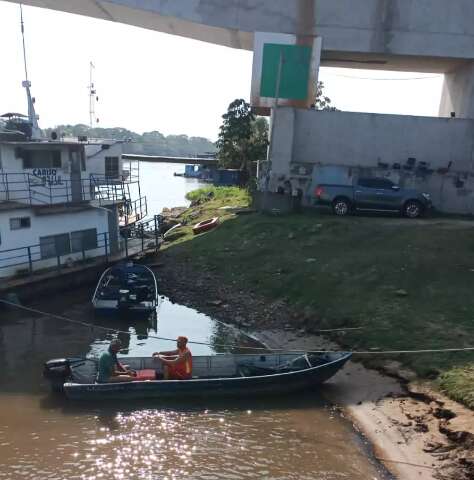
[251,32,322,113]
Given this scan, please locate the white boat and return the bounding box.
[92,262,158,314]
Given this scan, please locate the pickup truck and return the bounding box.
[314,177,432,218]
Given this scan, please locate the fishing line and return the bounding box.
[2,300,474,356]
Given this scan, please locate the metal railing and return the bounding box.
[122,158,140,184]
[119,196,148,227]
[120,215,163,258]
[0,172,144,210]
[0,215,163,279]
[90,173,127,204]
[0,232,110,277]
[0,172,92,205]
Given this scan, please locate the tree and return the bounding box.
[216,99,269,174]
[313,81,337,111]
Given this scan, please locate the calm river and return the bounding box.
[0,164,386,479]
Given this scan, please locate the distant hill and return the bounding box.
[43,124,216,157]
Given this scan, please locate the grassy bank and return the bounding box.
[164,187,474,408]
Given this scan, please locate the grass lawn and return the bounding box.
[164,186,474,408]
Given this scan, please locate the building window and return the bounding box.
[40,233,71,259]
[10,217,31,230]
[105,157,119,179]
[22,149,62,169]
[71,228,98,252]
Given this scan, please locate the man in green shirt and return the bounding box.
[97,339,135,383]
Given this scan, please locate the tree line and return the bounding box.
[43,124,216,157]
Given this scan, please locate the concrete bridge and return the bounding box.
[122,154,218,165]
[7,0,474,117]
[7,0,474,215]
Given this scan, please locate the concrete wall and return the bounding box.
[269,108,474,214]
[294,110,474,169]
[0,207,111,278]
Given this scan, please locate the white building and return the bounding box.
[0,123,146,279]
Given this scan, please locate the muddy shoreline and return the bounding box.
[152,248,474,480]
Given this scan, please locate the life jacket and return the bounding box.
[168,347,192,380]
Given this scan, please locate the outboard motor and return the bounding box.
[118,289,132,308]
[43,358,72,393]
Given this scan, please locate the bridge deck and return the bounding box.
[122,154,218,165]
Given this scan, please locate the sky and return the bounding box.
[0,1,444,141]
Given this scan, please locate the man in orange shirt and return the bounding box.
[153,336,193,380]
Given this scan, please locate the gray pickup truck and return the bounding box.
[314,177,432,218]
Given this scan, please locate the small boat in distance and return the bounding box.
[193,217,219,235]
[43,351,352,401]
[92,262,158,314]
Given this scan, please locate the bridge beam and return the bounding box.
[8,0,474,119]
[6,0,474,73]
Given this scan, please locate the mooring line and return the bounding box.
[375,457,435,470]
[2,299,474,355]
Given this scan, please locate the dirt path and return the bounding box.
[151,250,474,480]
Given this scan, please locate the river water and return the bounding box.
[0,163,386,479]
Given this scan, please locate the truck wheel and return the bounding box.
[403,200,422,219]
[332,198,351,216]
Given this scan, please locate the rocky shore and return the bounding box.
[150,248,474,480]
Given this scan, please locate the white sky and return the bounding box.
[0,1,444,141]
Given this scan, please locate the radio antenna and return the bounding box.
[19,4,41,138]
[88,62,99,128]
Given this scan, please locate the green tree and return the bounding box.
[313,81,337,111]
[216,99,269,174]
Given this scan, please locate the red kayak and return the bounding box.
[193,217,219,235]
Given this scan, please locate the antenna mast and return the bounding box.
[88,62,99,128]
[20,4,41,139]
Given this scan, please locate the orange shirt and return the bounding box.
[168,347,192,380]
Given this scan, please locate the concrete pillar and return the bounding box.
[440,62,474,119]
[268,107,296,188]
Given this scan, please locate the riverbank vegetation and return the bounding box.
[163,186,474,408]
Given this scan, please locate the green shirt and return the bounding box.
[97,351,115,383]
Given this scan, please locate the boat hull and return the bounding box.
[93,299,157,314]
[63,353,351,401]
[192,217,219,235]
